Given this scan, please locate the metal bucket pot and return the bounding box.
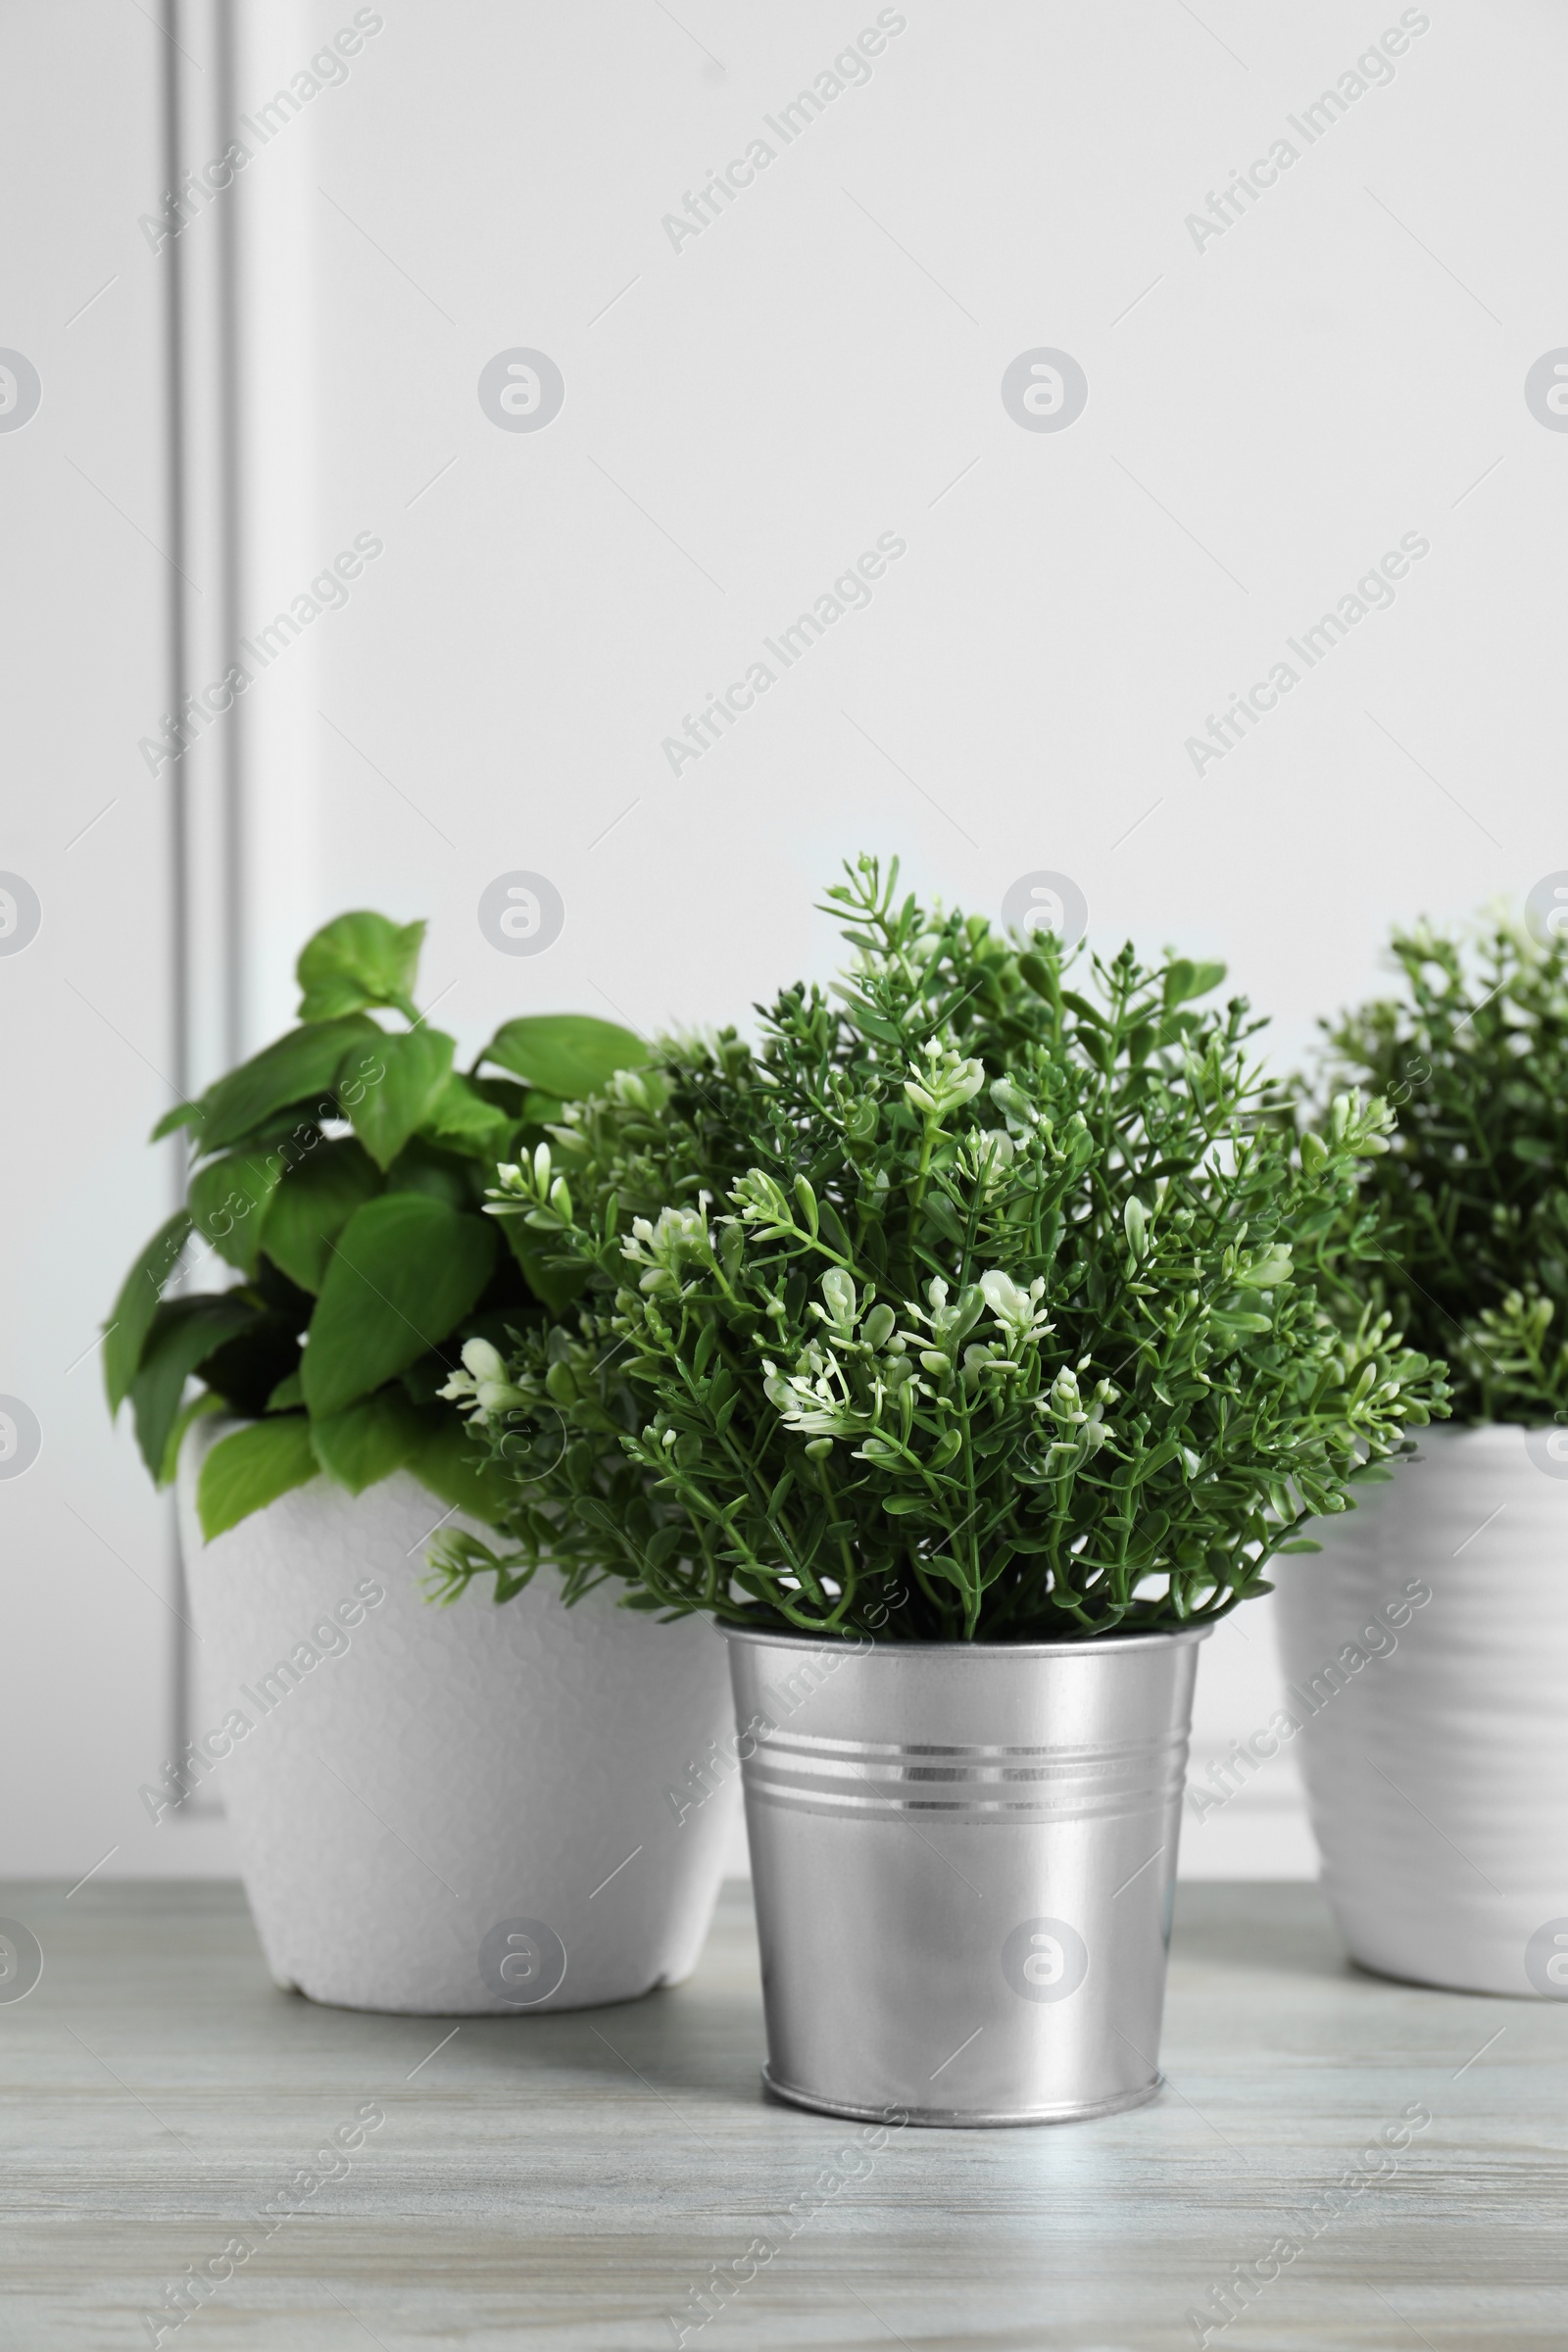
[725,1625,1206,2128]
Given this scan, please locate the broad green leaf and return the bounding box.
[382,1137,476,1211]
[502,1222,589,1316]
[413,1412,514,1528]
[301,1194,496,1418]
[423,1071,516,1160]
[345,1026,455,1170]
[197,1416,319,1540]
[159,1390,225,1486]
[188,1150,285,1275]
[469,1075,527,1118]
[258,1139,383,1294]
[150,1099,205,1142]
[128,1296,260,1480]
[479,1014,647,1099]
[199,1016,377,1153]
[310,1388,431,1494]
[104,1209,191,1412]
[296,909,424,1022]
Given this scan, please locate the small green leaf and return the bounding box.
[422,1071,515,1159]
[296,910,424,1022]
[310,1388,431,1494]
[881,1494,926,1514]
[266,1370,304,1411]
[479,1013,647,1099]
[198,1017,377,1152]
[1165,958,1226,1008]
[502,1222,589,1316]
[159,1390,226,1486]
[258,1139,383,1294]
[150,1099,205,1143]
[188,1150,285,1275]
[197,1416,320,1539]
[128,1296,260,1480]
[344,1027,455,1171]
[302,1194,497,1418]
[104,1209,191,1412]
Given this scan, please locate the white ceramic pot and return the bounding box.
[175,1420,741,2014]
[1274,1424,1568,1999]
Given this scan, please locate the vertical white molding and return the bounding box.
[167,0,244,1094]
[162,0,318,1788]
[229,0,319,1047]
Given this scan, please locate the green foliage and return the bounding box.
[433,857,1446,1642]
[103,1209,190,1411]
[108,910,647,1536]
[483,1014,647,1099]
[198,1415,320,1539]
[1317,914,1568,1421]
[294,910,425,1023]
[343,1027,454,1170]
[301,1194,495,1417]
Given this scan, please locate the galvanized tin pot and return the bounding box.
[725,1624,1207,2128]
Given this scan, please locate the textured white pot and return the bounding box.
[1274,1424,1568,1999]
[175,1420,741,2013]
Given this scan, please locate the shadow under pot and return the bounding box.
[1275,1423,1568,2001]
[175,1418,740,2014]
[724,1622,1208,2128]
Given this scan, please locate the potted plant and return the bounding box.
[433,860,1443,2120]
[106,910,740,2015]
[1280,912,1568,1999]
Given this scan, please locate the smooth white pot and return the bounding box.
[175,1421,741,2013]
[1274,1424,1568,1999]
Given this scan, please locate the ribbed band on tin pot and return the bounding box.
[724,1624,1207,2127]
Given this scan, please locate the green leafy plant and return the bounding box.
[106,910,646,1540]
[1317,912,1568,1422]
[430,858,1446,1642]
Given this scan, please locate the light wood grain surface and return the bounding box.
[3,1879,1565,2349]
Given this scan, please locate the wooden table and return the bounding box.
[4,1879,1565,2349]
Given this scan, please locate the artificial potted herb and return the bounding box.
[434,860,1443,2121]
[106,911,740,2015]
[1281,913,1568,1999]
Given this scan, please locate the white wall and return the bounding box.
[7,0,1563,1881]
